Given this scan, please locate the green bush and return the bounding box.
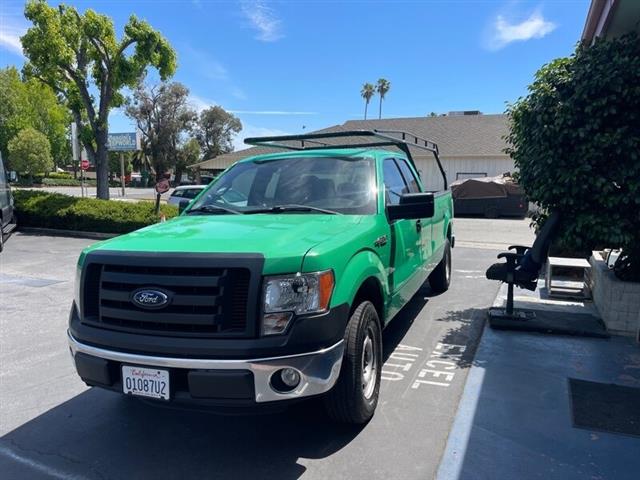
[14,190,178,234]
[48,172,74,179]
[37,178,123,187]
[506,33,640,281]
[41,177,82,186]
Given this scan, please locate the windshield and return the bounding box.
[189,156,377,215]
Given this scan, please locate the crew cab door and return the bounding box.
[394,158,434,267]
[383,158,425,293]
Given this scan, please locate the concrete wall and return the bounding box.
[413,155,515,191]
[588,251,640,337]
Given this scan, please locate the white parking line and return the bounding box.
[0,445,86,480]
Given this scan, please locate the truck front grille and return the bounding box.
[80,253,263,338]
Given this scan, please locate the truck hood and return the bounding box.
[84,214,371,274]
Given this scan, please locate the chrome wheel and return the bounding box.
[361,327,378,400]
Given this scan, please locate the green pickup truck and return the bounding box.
[69,130,454,424]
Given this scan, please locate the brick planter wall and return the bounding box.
[588,251,640,337]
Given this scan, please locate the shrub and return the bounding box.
[14,190,178,234]
[41,177,82,186]
[506,33,640,281]
[48,172,74,179]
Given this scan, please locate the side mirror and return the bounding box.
[178,199,190,214]
[387,192,434,221]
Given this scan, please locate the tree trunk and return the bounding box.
[364,101,368,120]
[174,166,183,186]
[379,98,382,119]
[95,129,110,200]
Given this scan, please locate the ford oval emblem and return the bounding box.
[131,288,170,310]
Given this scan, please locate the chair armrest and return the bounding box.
[508,245,529,255]
[497,252,522,260]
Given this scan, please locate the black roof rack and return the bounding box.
[244,129,448,190]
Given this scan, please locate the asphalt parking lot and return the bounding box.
[0,218,534,479]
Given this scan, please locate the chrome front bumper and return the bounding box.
[67,332,344,403]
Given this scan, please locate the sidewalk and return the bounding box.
[437,283,640,480]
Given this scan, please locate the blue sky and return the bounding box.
[1,0,589,150]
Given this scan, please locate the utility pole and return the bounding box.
[120,152,126,197]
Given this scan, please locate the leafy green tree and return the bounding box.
[8,127,54,184]
[125,81,196,179]
[376,78,391,119]
[194,106,242,159]
[21,0,176,199]
[507,33,640,280]
[0,67,70,167]
[175,138,200,185]
[360,83,375,120]
[108,151,133,181]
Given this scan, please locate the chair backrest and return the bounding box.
[528,212,562,267]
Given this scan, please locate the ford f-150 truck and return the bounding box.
[69,130,454,424]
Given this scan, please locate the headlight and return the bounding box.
[261,270,334,336]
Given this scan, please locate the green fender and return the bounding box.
[331,249,389,312]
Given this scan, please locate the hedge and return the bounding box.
[14,190,178,234]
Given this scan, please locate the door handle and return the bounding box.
[416,219,422,233]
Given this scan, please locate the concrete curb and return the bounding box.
[18,227,119,240]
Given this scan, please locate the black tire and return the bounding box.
[324,301,382,424]
[429,239,452,293]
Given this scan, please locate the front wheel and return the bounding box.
[324,301,382,424]
[429,239,452,293]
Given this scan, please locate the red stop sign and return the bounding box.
[81,159,90,170]
[155,179,170,194]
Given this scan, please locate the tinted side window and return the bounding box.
[182,189,202,199]
[383,159,408,205]
[396,159,421,193]
[171,189,184,198]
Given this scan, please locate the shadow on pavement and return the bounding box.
[434,307,489,369]
[1,387,365,479]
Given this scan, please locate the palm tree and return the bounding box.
[361,83,376,120]
[376,78,391,119]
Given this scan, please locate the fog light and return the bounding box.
[280,368,300,388]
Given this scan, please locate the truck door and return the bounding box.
[395,157,433,274]
[383,158,424,294]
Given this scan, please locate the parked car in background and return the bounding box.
[451,174,527,218]
[167,185,207,206]
[0,152,16,252]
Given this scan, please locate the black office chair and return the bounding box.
[486,212,562,321]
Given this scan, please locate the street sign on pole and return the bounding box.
[107,132,140,197]
[81,159,90,170]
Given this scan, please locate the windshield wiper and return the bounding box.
[246,204,341,215]
[186,204,242,215]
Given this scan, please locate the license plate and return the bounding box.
[122,365,170,400]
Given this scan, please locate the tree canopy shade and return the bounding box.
[8,127,54,184]
[21,0,177,199]
[125,81,196,180]
[0,67,69,167]
[194,106,242,160]
[506,33,640,280]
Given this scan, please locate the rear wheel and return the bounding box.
[324,301,382,424]
[429,239,452,293]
